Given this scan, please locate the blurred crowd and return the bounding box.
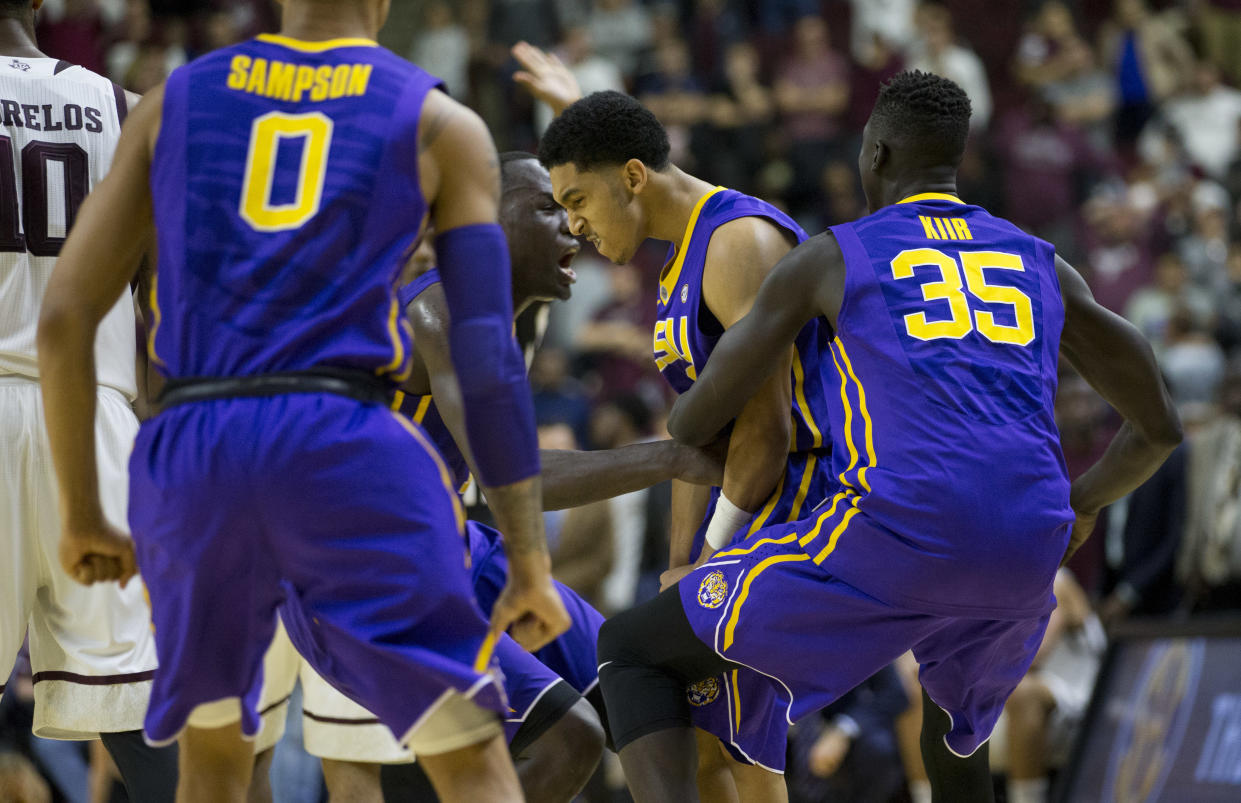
[5,0,1241,801]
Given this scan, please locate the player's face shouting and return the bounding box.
[503,160,579,303]
[549,162,643,265]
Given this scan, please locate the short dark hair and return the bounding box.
[869,70,972,168]
[499,150,540,190]
[538,91,670,172]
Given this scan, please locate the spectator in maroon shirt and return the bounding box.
[37,0,107,74]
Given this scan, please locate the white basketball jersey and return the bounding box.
[0,55,135,400]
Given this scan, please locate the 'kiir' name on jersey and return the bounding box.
[0,98,103,132]
[227,56,372,102]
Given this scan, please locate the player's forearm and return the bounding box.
[36,310,105,527]
[486,475,553,574]
[720,366,792,512]
[540,440,697,511]
[1069,421,1181,516]
[669,479,712,567]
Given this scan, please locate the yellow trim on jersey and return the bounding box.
[798,490,850,547]
[791,348,823,449]
[658,186,725,306]
[390,412,465,533]
[474,631,498,674]
[814,499,861,564]
[256,34,379,52]
[829,345,858,488]
[896,192,965,205]
[834,340,876,493]
[377,293,406,377]
[412,395,432,425]
[723,552,810,650]
[731,670,742,731]
[146,270,166,367]
[745,472,785,536]
[713,532,798,560]
[391,390,406,412]
[786,454,817,522]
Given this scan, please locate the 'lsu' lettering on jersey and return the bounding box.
[149,35,440,380]
[656,187,835,541]
[794,194,1073,618]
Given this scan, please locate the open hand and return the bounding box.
[59,522,137,587]
[512,41,583,115]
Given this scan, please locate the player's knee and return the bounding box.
[542,699,605,780]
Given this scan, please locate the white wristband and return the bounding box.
[705,493,753,551]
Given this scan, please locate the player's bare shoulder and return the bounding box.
[701,216,798,325]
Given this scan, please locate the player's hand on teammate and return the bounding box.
[60,521,137,587]
[490,553,572,652]
[659,545,717,591]
[1060,508,1098,567]
[512,41,582,116]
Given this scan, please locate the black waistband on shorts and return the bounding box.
[158,368,395,411]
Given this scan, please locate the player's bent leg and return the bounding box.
[1003,674,1054,788]
[597,587,738,803]
[726,752,788,803]
[249,748,275,803]
[321,759,382,803]
[694,729,740,803]
[511,696,604,802]
[918,687,994,803]
[412,696,520,803]
[179,721,255,803]
[99,730,178,803]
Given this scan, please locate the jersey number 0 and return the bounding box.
[239,111,334,232]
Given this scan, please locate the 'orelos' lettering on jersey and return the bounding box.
[0,99,102,132]
[226,56,372,102]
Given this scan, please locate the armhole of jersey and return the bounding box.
[828,222,864,336]
[53,60,73,75]
[109,81,128,126]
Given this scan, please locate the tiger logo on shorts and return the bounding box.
[686,676,720,706]
[697,570,728,609]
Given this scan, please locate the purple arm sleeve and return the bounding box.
[435,223,540,486]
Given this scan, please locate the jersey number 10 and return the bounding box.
[890,248,1036,346]
[0,134,88,257]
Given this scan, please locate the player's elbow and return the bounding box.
[666,399,716,447]
[1143,408,1184,453]
[36,291,80,355]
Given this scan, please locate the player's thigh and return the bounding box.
[0,382,41,687]
[913,613,1051,758]
[680,534,929,721]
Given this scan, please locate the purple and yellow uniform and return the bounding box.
[680,194,1072,757]
[131,35,505,746]
[398,269,606,740]
[654,187,835,770]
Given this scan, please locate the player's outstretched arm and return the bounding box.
[409,284,725,513]
[1056,256,1183,564]
[419,90,568,650]
[37,84,164,587]
[668,231,845,446]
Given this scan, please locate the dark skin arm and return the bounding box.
[405,285,724,510]
[37,85,167,586]
[1055,255,1182,563]
[668,231,846,446]
[418,89,568,650]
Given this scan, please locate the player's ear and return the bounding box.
[623,158,648,196]
[870,139,888,173]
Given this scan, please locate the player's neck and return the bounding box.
[0,17,45,59]
[881,170,960,209]
[278,5,380,44]
[642,167,718,245]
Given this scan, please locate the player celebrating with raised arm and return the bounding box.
[0,0,176,799]
[596,71,1182,803]
[36,1,568,801]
